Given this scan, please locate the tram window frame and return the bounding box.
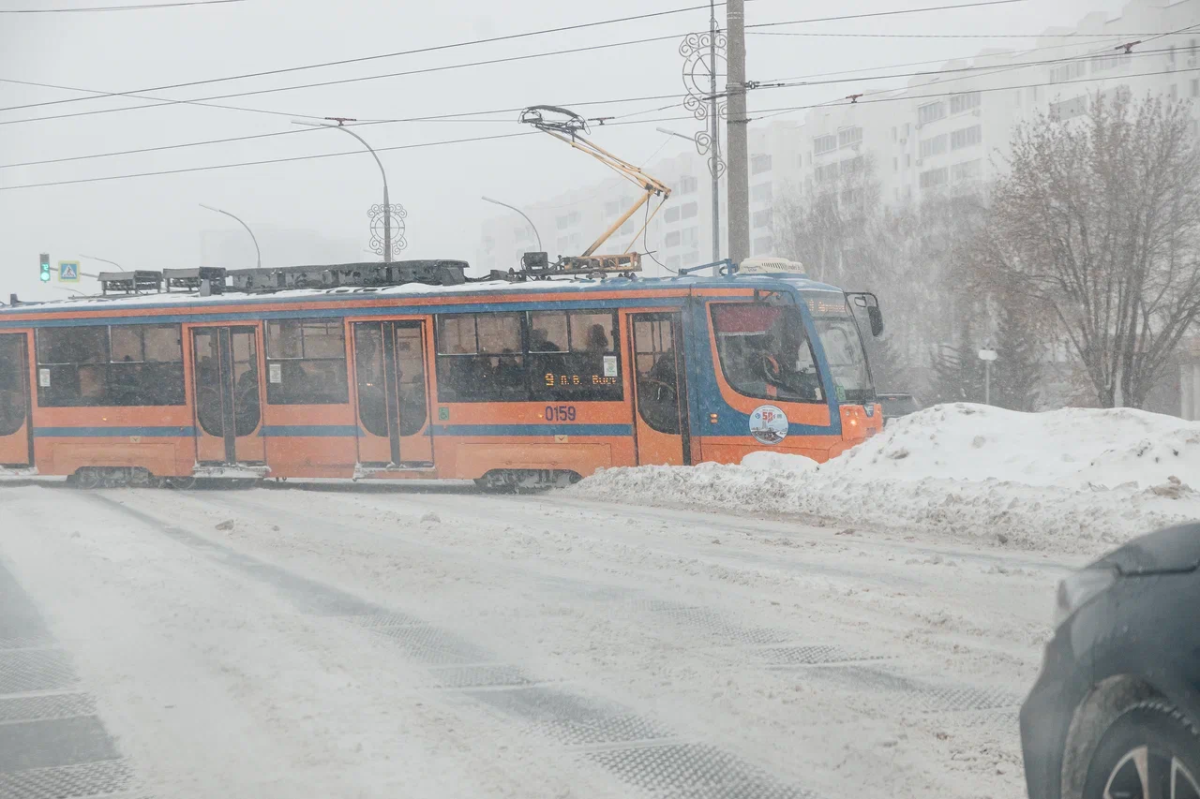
[434,310,623,403]
[35,324,185,407]
[435,312,526,402]
[528,310,622,402]
[264,318,349,405]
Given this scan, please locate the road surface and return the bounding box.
[0,482,1070,798]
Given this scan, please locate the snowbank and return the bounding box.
[573,404,1200,555]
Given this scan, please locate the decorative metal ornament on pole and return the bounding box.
[679,4,726,263]
[368,203,407,261]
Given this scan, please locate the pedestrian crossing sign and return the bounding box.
[58,261,79,282]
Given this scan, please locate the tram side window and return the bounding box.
[435,313,526,402]
[529,310,622,401]
[264,319,349,404]
[36,324,185,407]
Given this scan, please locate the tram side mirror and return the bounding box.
[868,306,884,337]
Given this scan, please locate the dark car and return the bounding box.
[877,393,920,425]
[1020,523,1200,799]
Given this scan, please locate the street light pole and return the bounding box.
[199,203,261,269]
[79,254,126,272]
[293,119,393,263]
[482,196,542,255]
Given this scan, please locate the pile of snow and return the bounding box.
[573,404,1200,555]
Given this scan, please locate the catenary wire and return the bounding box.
[1,43,1178,172]
[0,93,689,170]
[6,57,1192,194]
[0,0,1032,126]
[0,0,243,12]
[748,65,1200,121]
[0,0,768,114]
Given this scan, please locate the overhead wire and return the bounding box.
[748,65,1200,121]
[755,33,1135,86]
[0,33,691,127]
[0,0,763,114]
[0,92,689,170]
[742,0,1026,31]
[749,20,1200,119]
[0,0,1034,128]
[0,0,243,11]
[0,115,702,192]
[753,44,1177,94]
[747,30,1197,40]
[2,55,1195,194]
[0,77,327,123]
[2,39,1178,172]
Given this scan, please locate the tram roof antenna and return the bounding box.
[519,103,672,272]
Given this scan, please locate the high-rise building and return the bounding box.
[480,0,1198,271]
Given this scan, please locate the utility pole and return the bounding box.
[725,0,749,266]
[708,0,720,262]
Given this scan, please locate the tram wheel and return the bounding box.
[163,476,199,490]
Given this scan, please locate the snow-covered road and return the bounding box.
[0,482,1076,798]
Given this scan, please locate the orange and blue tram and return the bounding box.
[0,259,884,488]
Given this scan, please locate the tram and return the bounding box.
[0,257,884,488]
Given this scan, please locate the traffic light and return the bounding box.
[39,253,51,283]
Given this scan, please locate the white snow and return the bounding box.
[1,403,1194,797]
[0,483,1064,798]
[574,403,1200,555]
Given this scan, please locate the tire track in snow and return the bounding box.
[87,491,830,799]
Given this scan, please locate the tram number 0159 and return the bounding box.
[545,405,577,422]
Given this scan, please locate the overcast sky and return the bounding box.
[0,0,1131,300]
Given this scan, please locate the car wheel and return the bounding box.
[1084,699,1200,799]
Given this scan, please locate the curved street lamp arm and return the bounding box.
[325,125,389,201]
[482,196,543,253]
[79,254,125,272]
[293,119,393,263]
[199,203,261,269]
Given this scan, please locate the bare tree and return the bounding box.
[775,158,989,399]
[774,154,883,287]
[971,92,1200,408]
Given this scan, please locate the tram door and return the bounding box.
[629,312,690,466]
[0,334,33,468]
[190,327,266,465]
[352,321,433,467]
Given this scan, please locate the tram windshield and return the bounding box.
[710,303,824,403]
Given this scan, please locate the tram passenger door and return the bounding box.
[0,334,33,468]
[190,327,266,465]
[629,312,690,466]
[352,321,433,467]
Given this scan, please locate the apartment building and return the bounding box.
[482,1,1197,274]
